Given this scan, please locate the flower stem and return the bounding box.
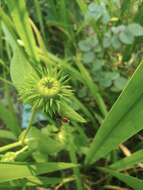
[21,106,37,144]
[69,142,83,190]
[0,141,22,153]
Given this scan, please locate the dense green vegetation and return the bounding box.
[1,0,143,189]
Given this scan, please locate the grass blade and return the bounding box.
[109,149,143,171]
[76,54,107,117]
[102,168,143,190]
[0,162,76,183]
[33,0,46,42]
[85,60,143,164]
[5,0,39,61]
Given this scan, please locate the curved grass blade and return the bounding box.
[76,54,107,117]
[102,168,143,190]
[0,162,76,183]
[85,60,143,164]
[5,0,39,61]
[109,149,143,171]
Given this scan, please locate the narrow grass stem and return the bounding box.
[21,106,37,144]
[69,142,83,190]
[75,53,108,117]
[0,141,22,153]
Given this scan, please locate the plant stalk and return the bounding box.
[69,141,83,190]
[0,141,22,153]
[21,106,37,144]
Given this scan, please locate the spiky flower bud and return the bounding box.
[18,67,73,116]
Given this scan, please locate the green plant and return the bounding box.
[1,0,143,190]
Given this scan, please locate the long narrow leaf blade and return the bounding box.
[0,162,76,183]
[109,149,143,171]
[85,61,143,164]
[5,0,39,61]
[102,168,143,190]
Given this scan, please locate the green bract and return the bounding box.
[18,67,73,116]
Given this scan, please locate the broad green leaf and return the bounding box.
[10,50,37,90]
[128,23,143,37]
[111,35,122,49]
[0,162,76,183]
[27,127,63,154]
[83,51,95,64]
[78,40,91,52]
[109,149,143,170]
[102,168,143,190]
[119,29,134,44]
[5,0,39,61]
[113,76,128,91]
[85,60,143,164]
[0,102,20,136]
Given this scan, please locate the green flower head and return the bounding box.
[19,67,73,115]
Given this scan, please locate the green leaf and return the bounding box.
[27,127,63,154]
[87,3,103,21]
[0,130,16,141]
[103,32,112,48]
[111,35,122,49]
[113,76,128,91]
[119,29,134,44]
[0,176,74,188]
[60,102,86,123]
[76,55,107,117]
[0,177,62,188]
[72,96,95,123]
[85,60,143,164]
[0,102,20,137]
[10,50,37,90]
[83,51,95,64]
[128,23,143,37]
[78,40,91,52]
[0,162,76,183]
[102,168,143,190]
[5,0,39,61]
[109,149,143,170]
